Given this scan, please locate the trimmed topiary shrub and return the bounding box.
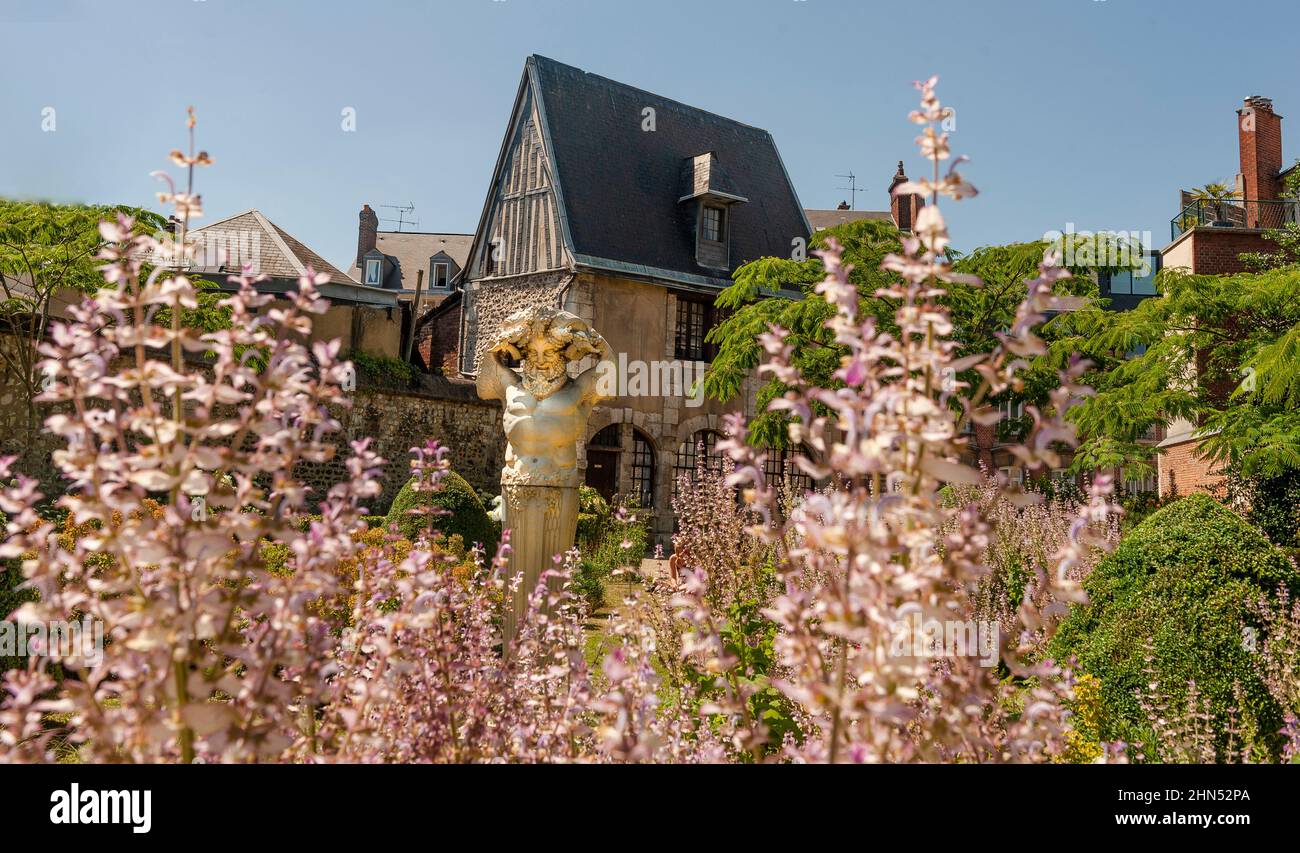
[1050,493,1300,759]
[385,470,496,550]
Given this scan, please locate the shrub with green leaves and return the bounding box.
[1,509,37,674]
[573,497,648,612]
[1051,493,1300,758]
[385,470,495,550]
[576,485,610,549]
[345,349,414,387]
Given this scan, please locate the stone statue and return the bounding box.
[477,308,612,643]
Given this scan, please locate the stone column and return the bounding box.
[500,480,580,644]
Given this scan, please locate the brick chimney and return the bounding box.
[356,203,379,267]
[1238,96,1283,203]
[836,200,850,210]
[889,161,924,232]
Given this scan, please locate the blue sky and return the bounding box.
[1,0,1297,272]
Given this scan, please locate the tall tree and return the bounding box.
[1058,264,1300,479]
[0,201,169,441]
[704,218,1123,451]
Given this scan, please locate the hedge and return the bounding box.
[1050,493,1299,759]
[385,470,496,551]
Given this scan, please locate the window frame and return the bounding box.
[363,258,382,286]
[673,430,723,497]
[674,295,723,362]
[763,445,814,495]
[630,430,655,510]
[431,261,450,290]
[701,205,725,243]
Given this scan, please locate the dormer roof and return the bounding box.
[678,152,748,205]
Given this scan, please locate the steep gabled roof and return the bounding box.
[187,209,396,306]
[190,209,355,285]
[525,55,811,288]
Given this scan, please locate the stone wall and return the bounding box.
[459,270,573,376]
[0,347,505,515]
[324,380,504,512]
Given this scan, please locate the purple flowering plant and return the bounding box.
[0,78,1145,763]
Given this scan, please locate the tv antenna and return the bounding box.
[379,202,419,231]
[835,172,867,210]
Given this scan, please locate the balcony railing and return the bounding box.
[1171,197,1299,241]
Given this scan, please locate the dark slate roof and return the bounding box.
[530,55,810,287]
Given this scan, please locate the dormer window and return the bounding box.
[432,262,450,290]
[702,206,724,243]
[678,153,746,271]
[363,258,382,286]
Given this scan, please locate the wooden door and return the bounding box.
[585,449,619,501]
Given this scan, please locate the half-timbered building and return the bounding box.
[450,55,813,544]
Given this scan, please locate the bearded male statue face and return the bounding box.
[488,309,605,400]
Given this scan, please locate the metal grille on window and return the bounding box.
[763,446,813,495]
[673,430,722,496]
[631,431,654,510]
[590,424,620,449]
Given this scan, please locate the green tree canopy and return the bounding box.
[0,200,232,445]
[0,201,168,438]
[0,200,169,301]
[704,218,1127,448]
[1055,263,1300,478]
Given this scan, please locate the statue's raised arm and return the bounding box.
[575,329,614,409]
[475,335,522,403]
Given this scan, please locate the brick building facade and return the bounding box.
[1157,95,1297,498]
